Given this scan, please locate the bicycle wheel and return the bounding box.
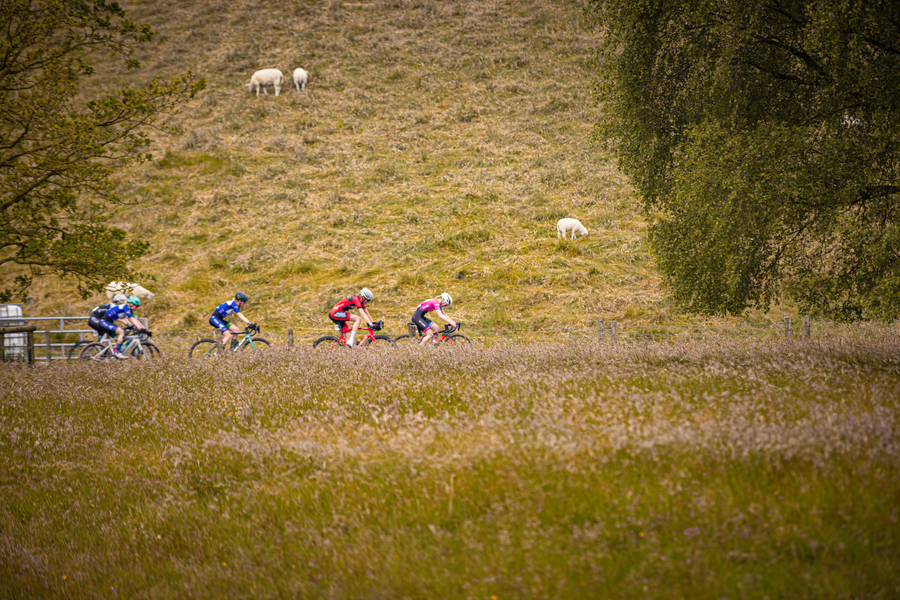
[393,334,418,344]
[313,336,343,349]
[238,337,270,351]
[131,342,161,359]
[79,342,110,361]
[189,339,220,359]
[67,340,94,359]
[362,335,395,347]
[442,334,472,345]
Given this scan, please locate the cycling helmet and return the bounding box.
[113,293,128,304]
[440,292,453,306]
[235,292,249,303]
[127,295,141,306]
[360,288,374,301]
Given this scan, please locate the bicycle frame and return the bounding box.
[333,324,380,347]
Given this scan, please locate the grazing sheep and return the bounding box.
[292,67,308,92]
[557,218,588,240]
[247,69,283,97]
[105,282,155,303]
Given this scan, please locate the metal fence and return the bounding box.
[2,315,898,361]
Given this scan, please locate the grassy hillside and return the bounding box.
[17,0,667,334]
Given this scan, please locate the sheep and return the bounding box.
[292,68,308,92]
[557,218,588,240]
[105,282,155,303]
[247,69,283,97]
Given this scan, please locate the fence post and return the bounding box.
[803,316,810,339]
[214,328,223,355]
[0,332,4,361]
[288,329,294,347]
[611,321,618,343]
[597,320,603,342]
[27,329,34,364]
[407,322,418,343]
[44,331,52,360]
[784,316,791,339]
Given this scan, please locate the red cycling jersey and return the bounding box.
[330,295,366,318]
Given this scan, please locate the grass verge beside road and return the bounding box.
[1,338,898,598]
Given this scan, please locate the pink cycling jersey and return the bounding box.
[417,298,443,313]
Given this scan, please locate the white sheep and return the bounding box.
[292,68,308,92]
[557,218,588,240]
[247,69,283,97]
[105,282,155,303]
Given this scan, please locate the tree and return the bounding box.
[0,0,205,302]
[591,0,900,320]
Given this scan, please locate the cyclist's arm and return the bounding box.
[236,312,251,326]
[359,307,374,327]
[126,316,146,331]
[435,308,457,328]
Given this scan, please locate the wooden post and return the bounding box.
[611,321,618,343]
[26,329,35,365]
[803,316,810,339]
[407,322,417,343]
[45,331,52,360]
[288,329,294,347]
[0,333,5,361]
[214,328,223,355]
[784,316,791,339]
[597,320,603,342]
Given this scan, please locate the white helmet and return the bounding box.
[360,288,374,301]
[440,292,452,306]
[113,293,128,304]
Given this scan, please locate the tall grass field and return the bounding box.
[2,338,898,598]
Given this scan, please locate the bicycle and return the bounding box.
[79,328,160,361]
[394,323,472,345]
[188,325,270,358]
[313,320,394,349]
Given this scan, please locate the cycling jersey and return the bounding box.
[88,303,112,338]
[417,298,443,314]
[213,300,241,319]
[332,295,367,313]
[411,298,445,333]
[104,304,134,323]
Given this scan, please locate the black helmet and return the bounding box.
[235,292,249,302]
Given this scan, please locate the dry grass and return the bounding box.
[1,338,899,597]
[7,0,675,333]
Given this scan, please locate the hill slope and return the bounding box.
[16,0,669,333]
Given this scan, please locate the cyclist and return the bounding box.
[87,300,113,340]
[329,288,378,348]
[98,294,150,359]
[412,292,458,346]
[210,292,257,349]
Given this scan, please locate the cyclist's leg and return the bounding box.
[346,313,363,347]
[224,323,242,347]
[210,315,232,345]
[422,322,440,345]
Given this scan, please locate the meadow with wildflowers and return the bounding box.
[1,338,899,598]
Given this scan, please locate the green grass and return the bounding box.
[1,338,898,598]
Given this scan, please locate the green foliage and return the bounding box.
[592,0,900,319]
[0,0,205,301]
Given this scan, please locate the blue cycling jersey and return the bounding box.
[213,301,241,319]
[104,304,133,322]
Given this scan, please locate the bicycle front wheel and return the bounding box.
[79,342,110,361]
[313,336,343,349]
[239,337,270,351]
[131,342,161,359]
[442,334,472,345]
[189,339,220,359]
[67,340,93,359]
[362,335,395,348]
